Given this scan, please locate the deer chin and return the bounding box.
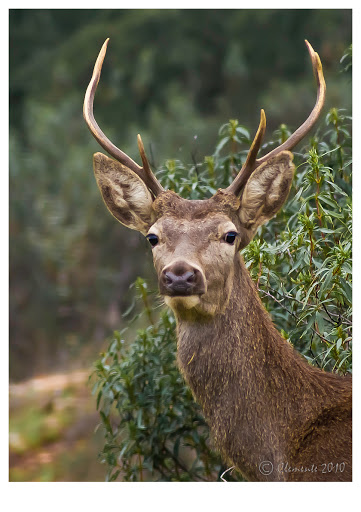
[164,294,218,319]
[164,295,201,311]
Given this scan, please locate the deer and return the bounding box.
[83,39,352,482]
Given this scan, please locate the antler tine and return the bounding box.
[255,40,326,167]
[225,109,266,196]
[83,39,164,197]
[137,134,164,196]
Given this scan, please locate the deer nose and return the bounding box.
[160,262,205,296]
[165,270,196,291]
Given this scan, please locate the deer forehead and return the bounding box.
[149,215,238,243]
[149,190,240,241]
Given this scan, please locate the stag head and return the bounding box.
[84,39,325,317]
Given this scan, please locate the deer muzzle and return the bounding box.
[160,261,206,296]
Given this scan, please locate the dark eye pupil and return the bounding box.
[146,234,159,247]
[225,231,237,245]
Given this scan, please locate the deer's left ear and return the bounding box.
[238,151,295,240]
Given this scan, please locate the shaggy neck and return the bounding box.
[176,253,305,398]
[174,253,332,479]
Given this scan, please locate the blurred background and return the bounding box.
[9,8,351,481]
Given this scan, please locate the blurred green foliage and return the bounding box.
[10,9,351,381]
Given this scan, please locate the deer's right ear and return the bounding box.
[93,152,156,234]
[237,151,295,242]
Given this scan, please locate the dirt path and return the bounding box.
[9,369,106,482]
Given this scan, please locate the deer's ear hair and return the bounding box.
[93,152,156,234]
[238,151,294,240]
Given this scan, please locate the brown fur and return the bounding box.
[175,253,352,482]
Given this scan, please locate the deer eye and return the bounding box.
[146,234,159,247]
[224,231,238,245]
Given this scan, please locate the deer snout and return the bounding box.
[160,261,206,296]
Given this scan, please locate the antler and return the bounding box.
[83,38,164,197]
[225,109,267,195]
[226,40,326,197]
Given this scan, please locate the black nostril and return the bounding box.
[165,271,195,285]
[184,271,196,283]
[165,272,174,285]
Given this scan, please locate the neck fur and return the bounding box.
[173,253,345,480]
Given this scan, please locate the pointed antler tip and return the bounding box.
[93,39,110,78]
[100,38,109,54]
[305,40,319,62]
[137,134,144,149]
[304,41,324,81]
[304,40,314,56]
[258,109,266,133]
[137,134,147,163]
[102,38,110,50]
[135,134,164,194]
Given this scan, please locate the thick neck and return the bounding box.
[176,253,304,396]
[174,253,336,479]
